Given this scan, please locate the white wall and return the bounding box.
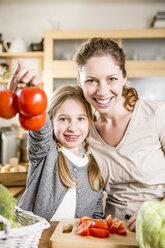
[0,0,165,44]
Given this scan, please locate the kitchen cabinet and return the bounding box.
[0,52,44,89]
[43,29,165,93]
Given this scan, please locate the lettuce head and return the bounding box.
[136,201,165,248]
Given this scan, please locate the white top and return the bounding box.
[50,147,89,221]
[89,99,165,219]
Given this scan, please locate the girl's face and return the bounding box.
[78,55,127,116]
[53,98,89,155]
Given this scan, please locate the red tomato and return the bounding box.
[89,228,110,238]
[109,218,119,233]
[91,219,108,230]
[0,90,18,119]
[76,220,91,236]
[17,87,47,116]
[116,223,127,235]
[105,214,113,227]
[18,111,46,131]
[79,216,93,225]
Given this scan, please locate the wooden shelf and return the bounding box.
[43,29,165,92]
[44,60,165,77]
[0,78,9,84]
[0,52,44,58]
[44,29,165,39]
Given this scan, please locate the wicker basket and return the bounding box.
[0,206,50,248]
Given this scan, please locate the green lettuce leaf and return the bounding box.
[136,201,165,248]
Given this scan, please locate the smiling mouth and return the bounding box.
[93,96,114,106]
[64,135,80,141]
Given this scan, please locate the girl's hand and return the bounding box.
[126,209,138,232]
[8,59,41,92]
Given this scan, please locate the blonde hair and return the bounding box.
[74,37,139,111]
[47,85,104,191]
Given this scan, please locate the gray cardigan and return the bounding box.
[18,113,103,221]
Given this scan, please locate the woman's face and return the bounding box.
[78,55,127,115]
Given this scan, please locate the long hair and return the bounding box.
[74,37,139,111]
[47,85,104,191]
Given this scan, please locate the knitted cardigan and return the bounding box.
[18,113,103,220]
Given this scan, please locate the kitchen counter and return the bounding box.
[7,186,25,198]
[39,221,58,248]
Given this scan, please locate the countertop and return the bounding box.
[7,186,25,198]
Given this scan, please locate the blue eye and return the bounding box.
[78,117,85,121]
[60,117,67,121]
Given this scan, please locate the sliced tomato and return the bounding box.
[116,223,127,235]
[105,214,113,227]
[76,220,92,236]
[89,228,110,238]
[91,219,108,230]
[79,216,93,225]
[109,218,119,233]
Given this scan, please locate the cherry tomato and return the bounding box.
[18,111,46,131]
[76,220,91,236]
[79,216,93,225]
[116,223,127,235]
[89,228,110,238]
[17,87,47,116]
[0,90,18,119]
[91,219,108,230]
[109,218,119,233]
[105,214,113,227]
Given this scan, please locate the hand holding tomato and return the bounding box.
[8,59,41,93]
[0,60,47,131]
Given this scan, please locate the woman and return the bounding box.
[74,37,165,231]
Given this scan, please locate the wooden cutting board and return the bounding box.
[50,218,139,248]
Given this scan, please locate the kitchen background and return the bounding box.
[0,0,165,164]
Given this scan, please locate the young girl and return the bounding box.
[13,84,104,221]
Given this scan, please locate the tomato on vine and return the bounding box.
[0,90,18,119]
[17,87,47,116]
[18,111,46,131]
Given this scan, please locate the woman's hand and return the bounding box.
[126,209,138,232]
[7,59,41,92]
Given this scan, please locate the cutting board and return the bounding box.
[50,218,139,248]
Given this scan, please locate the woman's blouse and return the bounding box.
[89,99,165,220]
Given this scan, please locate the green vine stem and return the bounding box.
[0,66,34,94]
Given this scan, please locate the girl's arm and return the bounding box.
[28,112,53,162]
[92,190,104,219]
[7,60,53,162]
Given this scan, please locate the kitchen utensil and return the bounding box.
[4,37,27,53]
[50,218,138,248]
[0,125,20,165]
[29,38,44,51]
